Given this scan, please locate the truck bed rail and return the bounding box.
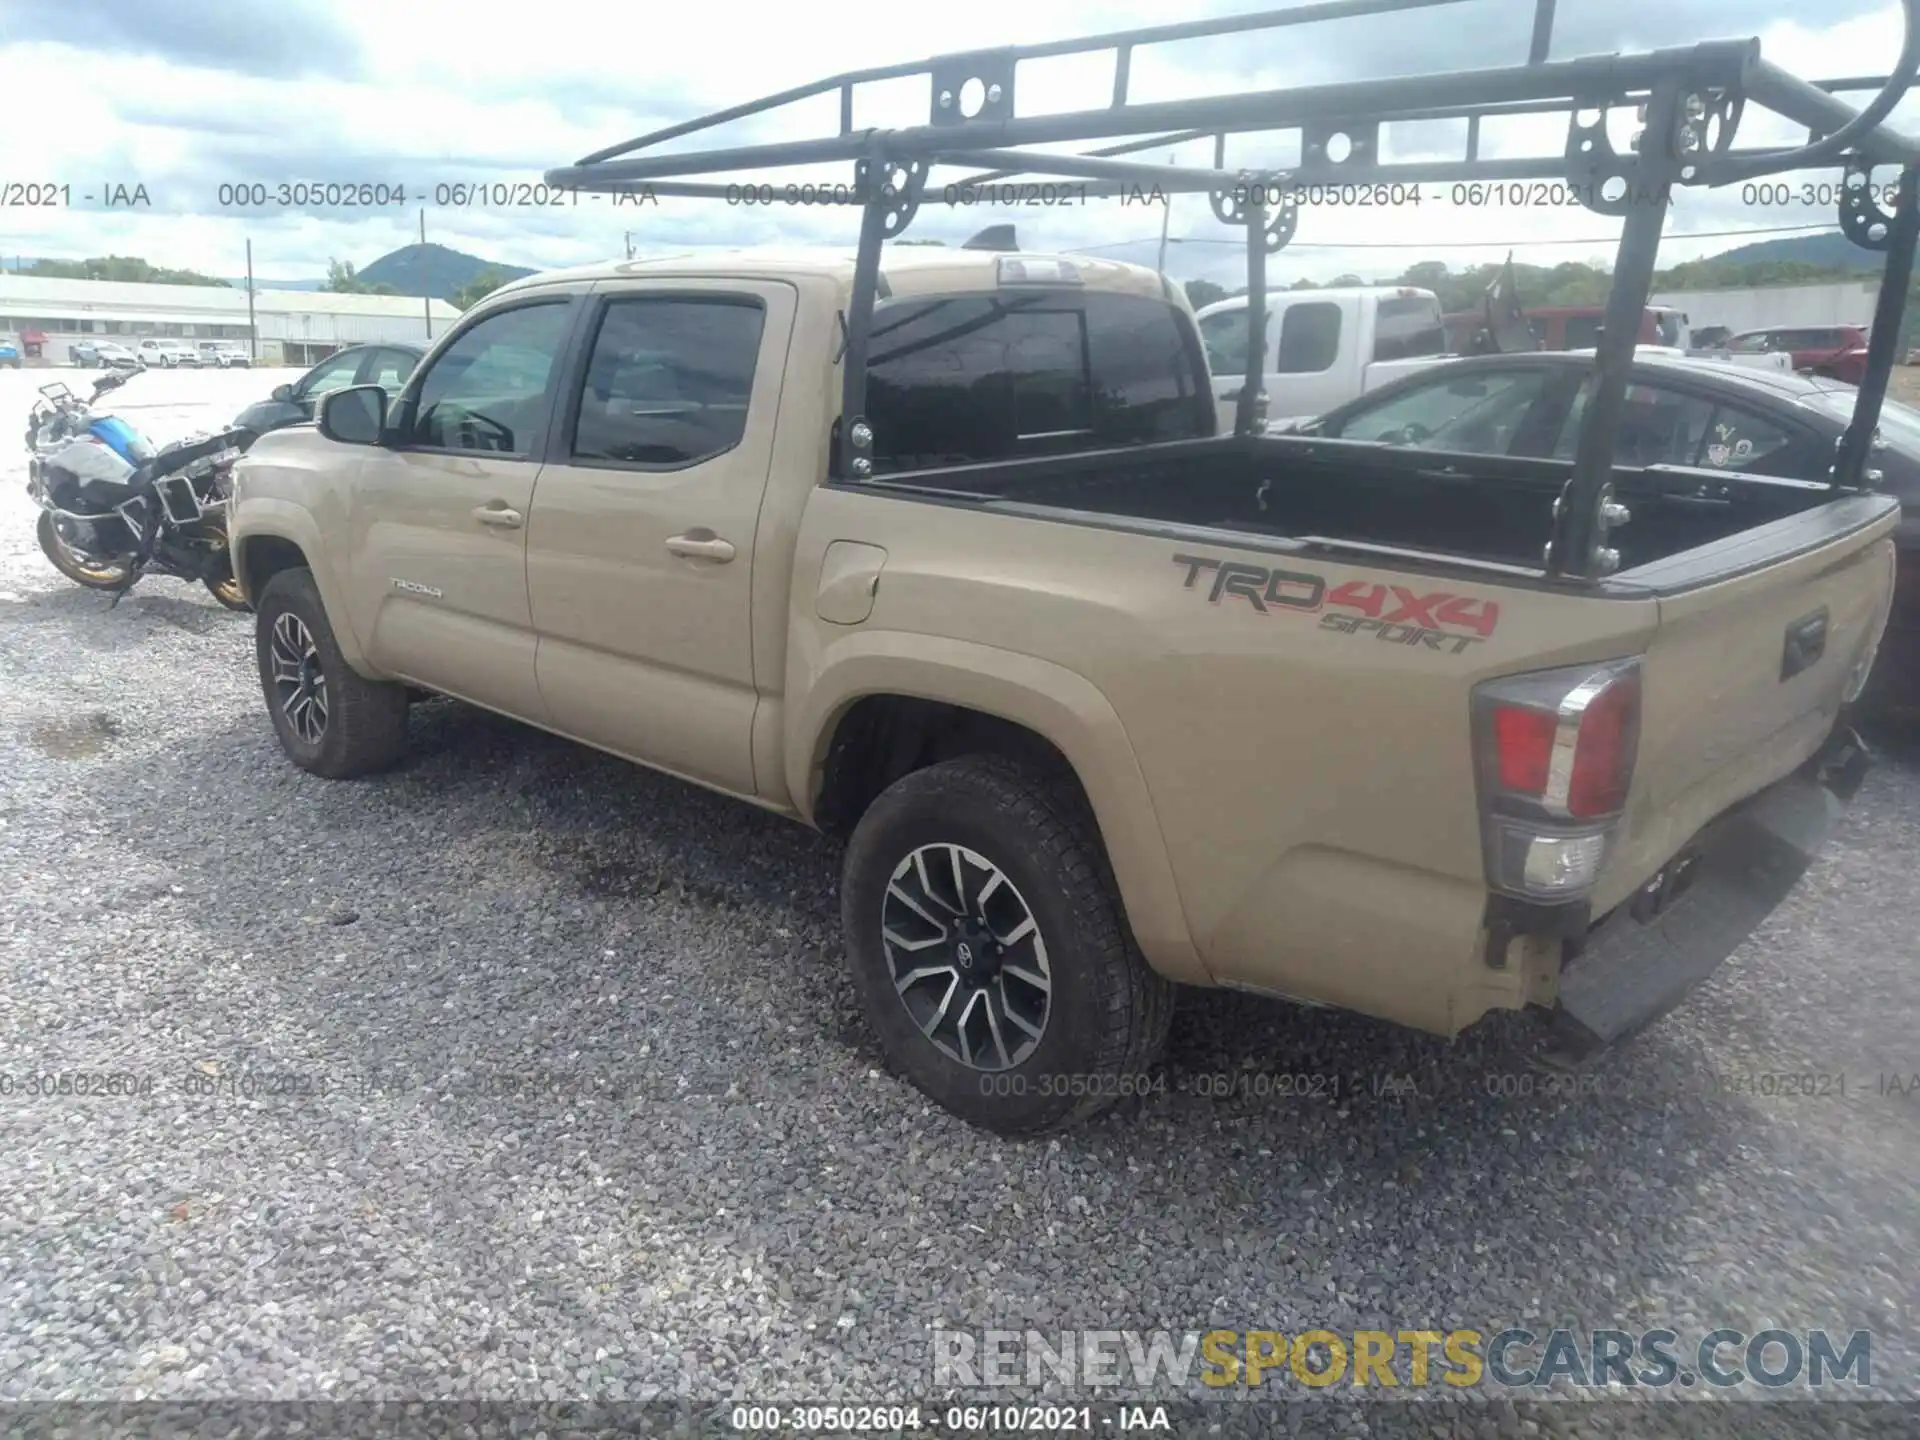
[546,0,1920,584]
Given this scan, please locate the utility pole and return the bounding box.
[420,209,433,340]
[1155,152,1174,275]
[245,238,258,360]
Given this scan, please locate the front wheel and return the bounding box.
[254,567,409,778]
[36,511,132,590]
[203,563,251,611]
[840,755,1174,1136]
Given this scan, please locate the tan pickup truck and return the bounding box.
[225,242,1896,1134]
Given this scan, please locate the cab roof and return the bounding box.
[494,244,1178,305]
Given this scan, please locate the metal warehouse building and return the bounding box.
[0,275,462,367]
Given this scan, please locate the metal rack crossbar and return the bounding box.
[546,0,1920,581]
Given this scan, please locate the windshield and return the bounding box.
[1654,311,1684,347]
[1805,388,1920,454]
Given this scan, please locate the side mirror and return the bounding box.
[271,382,295,402]
[318,385,387,446]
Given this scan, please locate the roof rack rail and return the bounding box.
[548,0,1920,583]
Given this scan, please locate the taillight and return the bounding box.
[1472,658,1642,900]
[1492,705,1555,794]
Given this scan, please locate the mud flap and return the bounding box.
[1541,728,1869,1068]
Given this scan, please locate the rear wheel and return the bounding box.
[840,755,1174,1136]
[254,568,409,778]
[36,511,132,590]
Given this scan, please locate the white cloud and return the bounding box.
[0,0,1911,285]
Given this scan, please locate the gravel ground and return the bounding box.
[0,369,1917,1433]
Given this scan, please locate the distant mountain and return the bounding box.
[357,243,535,301]
[1696,230,1885,272]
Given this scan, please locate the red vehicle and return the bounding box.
[1726,325,1871,384]
[1441,304,1688,353]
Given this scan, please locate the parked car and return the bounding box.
[1727,324,1871,384]
[1292,350,1920,711]
[1194,287,1450,431]
[136,338,202,368]
[0,334,20,369]
[71,340,140,370]
[227,245,1894,1135]
[231,343,423,439]
[198,341,253,369]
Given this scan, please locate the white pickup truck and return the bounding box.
[1194,287,1453,431]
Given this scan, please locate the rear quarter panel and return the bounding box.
[787,486,1661,1033]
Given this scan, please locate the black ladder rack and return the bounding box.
[546,0,1920,582]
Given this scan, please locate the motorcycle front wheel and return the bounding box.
[36,511,133,591]
[204,566,250,612]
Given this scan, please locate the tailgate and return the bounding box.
[1599,500,1897,912]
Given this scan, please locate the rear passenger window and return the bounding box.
[1700,405,1797,472]
[865,291,1209,473]
[573,298,765,467]
[1554,383,1801,473]
[1275,302,1340,373]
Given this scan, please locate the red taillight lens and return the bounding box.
[1475,659,1642,820]
[1566,669,1639,817]
[1493,704,1555,795]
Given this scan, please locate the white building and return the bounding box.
[0,274,462,367]
[1649,278,1880,338]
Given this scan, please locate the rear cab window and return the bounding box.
[865,290,1211,473]
[1371,294,1445,362]
[571,297,766,467]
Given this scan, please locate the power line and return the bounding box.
[1065,222,1851,253]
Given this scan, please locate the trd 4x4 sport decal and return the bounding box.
[1171,552,1501,653]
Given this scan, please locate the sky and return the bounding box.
[0,0,1915,289]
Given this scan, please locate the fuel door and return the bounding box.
[815,541,888,625]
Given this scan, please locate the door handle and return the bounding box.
[472,504,522,529]
[665,531,736,562]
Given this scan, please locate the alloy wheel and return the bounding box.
[269,611,328,745]
[881,842,1052,1071]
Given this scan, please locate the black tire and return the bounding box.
[254,567,409,778]
[36,511,132,590]
[841,754,1174,1136]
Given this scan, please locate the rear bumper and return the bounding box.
[1542,725,1870,1064]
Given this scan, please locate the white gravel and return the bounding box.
[0,367,1916,1430]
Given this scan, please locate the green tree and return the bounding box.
[1184,277,1227,309]
[26,255,230,287]
[449,267,515,311]
[321,259,397,296]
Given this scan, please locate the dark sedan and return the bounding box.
[233,343,424,440]
[1295,351,1920,712]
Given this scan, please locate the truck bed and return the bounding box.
[885,433,1858,578]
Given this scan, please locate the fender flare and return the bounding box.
[789,630,1212,986]
[230,500,377,676]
